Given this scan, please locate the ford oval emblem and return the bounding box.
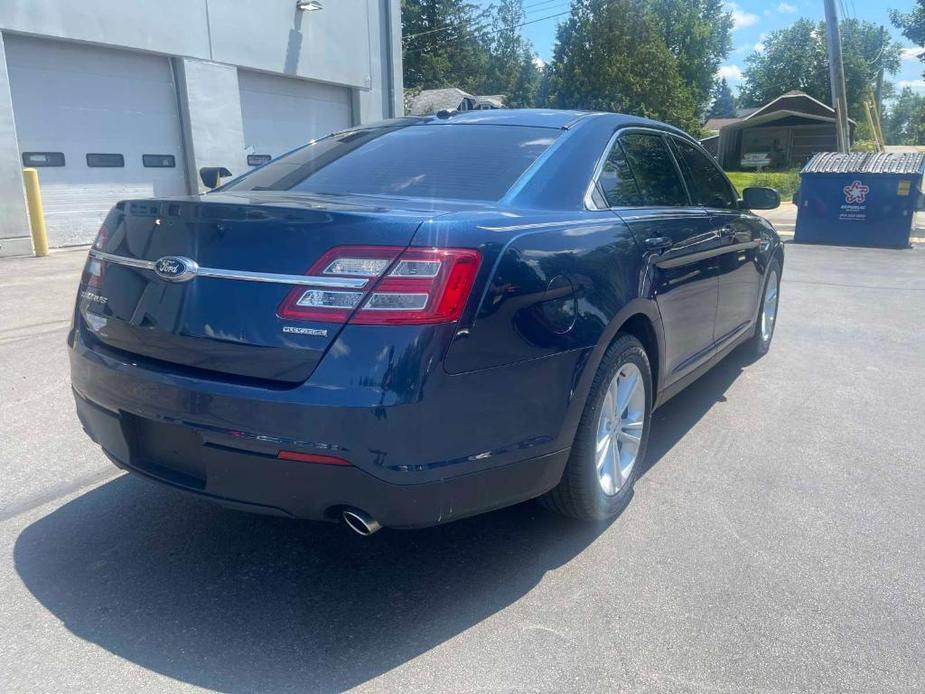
[153,256,198,282]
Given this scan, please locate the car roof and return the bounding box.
[418,108,593,129]
[410,108,694,139]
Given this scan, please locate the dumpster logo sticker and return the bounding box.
[843,180,869,204]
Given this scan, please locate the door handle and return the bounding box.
[645,236,673,253]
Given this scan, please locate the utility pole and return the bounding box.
[874,25,886,116]
[823,0,851,153]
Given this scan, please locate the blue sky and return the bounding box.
[474,0,925,96]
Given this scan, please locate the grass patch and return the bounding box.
[725,170,800,199]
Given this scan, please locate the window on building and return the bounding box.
[86,153,124,168]
[596,140,643,207]
[669,137,738,209]
[618,133,688,207]
[22,152,65,167]
[143,154,176,168]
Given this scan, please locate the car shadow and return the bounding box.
[639,346,752,479]
[13,476,611,692]
[13,349,748,692]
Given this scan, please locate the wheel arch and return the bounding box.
[578,298,665,407]
[615,312,661,398]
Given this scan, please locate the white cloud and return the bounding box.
[898,79,925,92]
[717,64,744,82]
[732,44,751,55]
[754,33,768,53]
[901,47,923,61]
[533,56,546,69]
[725,2,759,30]
[777,2,797,13]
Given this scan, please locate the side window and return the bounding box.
[671,137,737,209]
[596,140,642,207]
[618,133,689,206]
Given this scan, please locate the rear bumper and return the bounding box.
[74,391,568,527]
[69,326,583,527]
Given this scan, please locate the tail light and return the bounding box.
[81,223,110,288]
[277,245,481,325]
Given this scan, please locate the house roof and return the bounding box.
[409,88,472,115]
[476,94,505,109]
[707,90,856,132]
[409,88,506,115]
[703,117,741,132]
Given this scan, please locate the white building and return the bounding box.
[0,0,403,256]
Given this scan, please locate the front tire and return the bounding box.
[541,334,652,521]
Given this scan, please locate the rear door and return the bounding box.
[597,130,721,384]
[669,136,762,347]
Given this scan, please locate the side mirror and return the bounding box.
[742,186,781,210]
[199,166,232,190]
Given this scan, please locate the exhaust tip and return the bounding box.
[342,508,382,536]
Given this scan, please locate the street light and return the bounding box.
[296,1,323,10]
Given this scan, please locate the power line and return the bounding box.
[404,9,571,53]
[523,0,570,11]
[403,1,570,43]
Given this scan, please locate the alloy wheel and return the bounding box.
[595,362,645,496]
[761,269,779,342]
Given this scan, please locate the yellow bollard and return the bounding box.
[22,168,49,257]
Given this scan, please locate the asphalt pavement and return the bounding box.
[1,242,923,693]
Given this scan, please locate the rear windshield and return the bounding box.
[221,123,559,201]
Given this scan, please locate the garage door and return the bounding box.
[5,35,187,247]
[238,70,352,166]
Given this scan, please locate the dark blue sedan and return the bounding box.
[69,109,782,534]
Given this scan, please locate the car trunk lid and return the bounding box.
[78,193,435,383]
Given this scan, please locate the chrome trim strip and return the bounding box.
[583,125,701,211]
[195,267,368,288]
[89,249,156,270]
[88,249,369,288]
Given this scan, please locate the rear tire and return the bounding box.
[746,258,781,358]
[541,334,652,521]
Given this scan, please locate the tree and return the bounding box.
[738,19,901,121]
[891,1,925,76]
[646,0,734,113]
[546,0,700,131]
[884,87,925,144]
[482,0,542,107]
[401,0,490,93]
[708,78,736,118]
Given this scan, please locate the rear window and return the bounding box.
[222,123,559,201]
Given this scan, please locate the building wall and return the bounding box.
[0,0,403,255]
[0,33,30,256]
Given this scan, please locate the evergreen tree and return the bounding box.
[708,78,737,118]
[483,0,542,107]
[646,0,734,113]
[547,0,700,131]
[401,0,490,93]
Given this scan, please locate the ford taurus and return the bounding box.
[69,109,782,535]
